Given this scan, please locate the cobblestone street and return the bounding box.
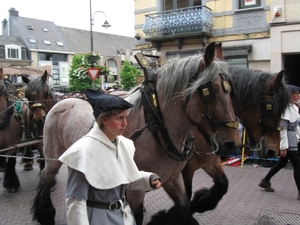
[0,156,299,225]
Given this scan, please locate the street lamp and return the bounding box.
[89,0,111,88]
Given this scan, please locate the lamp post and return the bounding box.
[89,0,111,88]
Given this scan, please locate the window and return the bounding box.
[43,40,51,45]
[56,41,64,46]
[240,0,261,9]
[27,25,34,30]
[28,38,37,44]
[5,44,21,60]
[164,0,202,10]
[42,27,48,32]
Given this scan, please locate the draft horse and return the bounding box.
[21,71,57,171]
[31,42,241,225]
[164,66,291,223]
[0,69,56,192]
[0,68,31,192]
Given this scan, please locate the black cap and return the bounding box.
[84,89,134,119]
[287,84,300,94]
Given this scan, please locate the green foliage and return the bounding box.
[68,53,110,91]
[120,60,142,90]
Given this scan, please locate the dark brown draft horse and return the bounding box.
[0,69,56,192]
[158,66,291,225]
[31,42,241,225]
[21,71,57,171]
[0,68,30,192]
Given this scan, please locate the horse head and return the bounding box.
[230,67,290,158]
[22,70,57,122]
[153,42,241,157]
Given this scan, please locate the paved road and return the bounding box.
[0,156,299,225]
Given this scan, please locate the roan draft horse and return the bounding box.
[0,68,31,192]
[31,42,241,225]
[163,66,291,224]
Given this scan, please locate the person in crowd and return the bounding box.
[258,84,300,201]
[15,91,25,117]
[59,89,161,225]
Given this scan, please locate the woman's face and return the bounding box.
[102,109,128,140]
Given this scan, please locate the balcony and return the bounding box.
[142,5,214,42]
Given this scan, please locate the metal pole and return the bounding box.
[90,0,94,89]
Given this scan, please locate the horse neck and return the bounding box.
[158,97,192,149]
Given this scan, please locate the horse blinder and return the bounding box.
[197,80,215,103]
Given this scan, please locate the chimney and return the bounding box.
[2,18,7,35]
[9,7,19,17]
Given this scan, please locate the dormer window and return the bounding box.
[56,41,64,46]
[42,27,48,32]
[43,40,51,45]
[5,44,21,60]
[27,25,34,30]
[28,38,37,44]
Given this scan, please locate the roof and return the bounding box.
[9,16,73,53]
[6,11,135,56]
[0,35,25,47]
[56,26,135,56]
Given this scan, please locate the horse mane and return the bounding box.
[229,66,290,117]
[125,56,230,111]
[25,75,55,101]
[157,55,230,106]
[125,86,142,113]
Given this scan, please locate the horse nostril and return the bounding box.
[224,141,237,152]
[267,149,276,158]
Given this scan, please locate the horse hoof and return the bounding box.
[7,187,20,193]
[24,165,33,171]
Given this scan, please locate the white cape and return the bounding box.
[59,122,141,189]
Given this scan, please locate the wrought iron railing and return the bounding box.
[142,5,214,38]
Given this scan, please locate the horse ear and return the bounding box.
[215,42,223,60]
[201,42,216,70]
[22,75,30,84]
[41,70,48,83]
[273,70,285,90]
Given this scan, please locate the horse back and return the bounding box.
[43,98,94,159]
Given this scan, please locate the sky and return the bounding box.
[0,0,135,37]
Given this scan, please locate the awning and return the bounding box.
[1,65,51,76]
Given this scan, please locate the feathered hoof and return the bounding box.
[148,206,198,225]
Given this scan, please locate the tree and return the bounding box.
[120,60,142,91]
[68,53,110,91]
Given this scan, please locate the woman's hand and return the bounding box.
[280,149,287,157]
[151,179,161,189]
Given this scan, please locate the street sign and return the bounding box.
[87,68,100,81]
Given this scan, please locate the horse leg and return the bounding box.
[0,155,7,172]
[3,156,20,193]
[190,156,228,214]
[126,190,145,225]
[22,146,34,171]
[31,160,61,225]
[149,173,198,225]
